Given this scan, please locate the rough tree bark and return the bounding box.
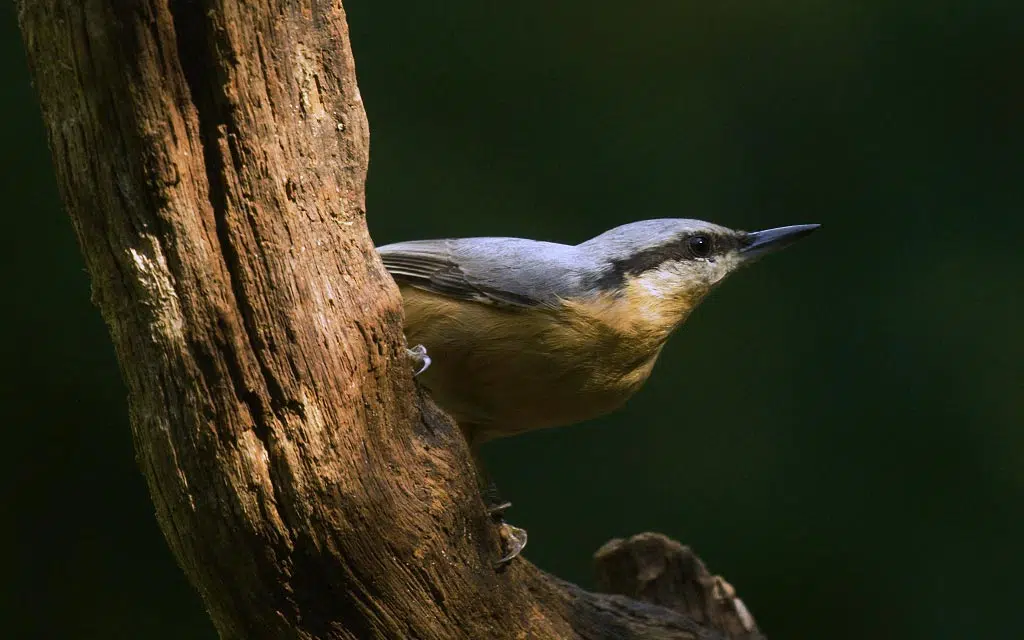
[17,2,763,638]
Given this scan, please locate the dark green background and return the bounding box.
[2,2,1021,638]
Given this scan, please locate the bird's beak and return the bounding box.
[740,224,820,261]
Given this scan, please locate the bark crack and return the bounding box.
[167,0,294,537]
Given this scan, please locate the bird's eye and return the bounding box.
[687,234,712,258]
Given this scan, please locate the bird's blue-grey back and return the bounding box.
[378,237,601,307]
[377,219,733,307]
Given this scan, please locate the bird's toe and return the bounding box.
[494,522,528,568]
[405,344,432,376]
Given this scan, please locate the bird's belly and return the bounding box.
[420,348,645,441]
[401,287,661,443]
[417,341,650,443]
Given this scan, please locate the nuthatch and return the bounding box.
[379,218,818,562]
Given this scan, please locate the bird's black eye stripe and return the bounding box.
[599,230,735,287]
[687,234,712,258]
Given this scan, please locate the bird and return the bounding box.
[378,218,819,563]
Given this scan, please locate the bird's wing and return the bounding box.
[377,237,580,308]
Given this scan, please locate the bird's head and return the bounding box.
[579,218,819,327]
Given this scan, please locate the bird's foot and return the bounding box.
[494,522,528,568]
[487,497,525,567]
[476,478,523,566]
[405,344,431,376]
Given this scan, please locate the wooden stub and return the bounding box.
[595,532,764,639]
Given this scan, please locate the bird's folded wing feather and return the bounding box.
[377,237,580,308]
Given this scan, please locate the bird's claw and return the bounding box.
[494,522,528,567]
[405,344,431,376]
[486,500,512,518]
[487,498,525,567]
[482,488,523,566]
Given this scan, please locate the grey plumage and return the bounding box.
[377,219,735,307]
[378,237,595,307]
[577,218,735,261]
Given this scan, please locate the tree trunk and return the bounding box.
[17,1,762,638]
